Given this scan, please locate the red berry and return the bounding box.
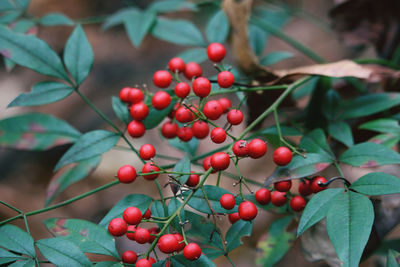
[220,194,235,210]
[127,120,145,138]
[210,152,230,171]
[122,250,137,264]
[227,109,243,125]
[274,180,292,192]
[228,212,240,224]
[128,88,144,104]
[298,180,312,196]
[175,106,194,123]
[184,62,202,80]
[120,87,132,102]
[161,121,178,139]
[310,176,327,193]
[152,91,171,110]
[177,127,193,142]
[136,259,152,267]
[142,162,160,180]
[273,147,292,166]
[203,100,223,120]
[174,233,186,252]
[123,207,142,225]
[255,188,271,205]
[271,191,287,207]
[168,102,180,119]
[290,196,306,212]
[210,127,227,143]
[207,43,226,62]
[248,139,267,159]
[139,144,156,160]
[192,77,211,98]
[192,121,209,139]
[217,71,234,88]
[186,171,200,187]
[133,227,150,244]
[158,234,179,254]
[232,140,249,157]
[148,227,160,243]
[218,97,232,113]
[168,57,185,73]
[130,102,149,121]
[153,70,172,88]
[143,209,151,219]
[148,257,156,264]
[203,156,212,171]
[126,225,137,240]
[174,82,191,98]
[117,165,137,183]
[238,201,258,221]
[183,243,201,261]
[108,218,127,236]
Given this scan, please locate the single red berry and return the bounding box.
[175,106,194,123]
[238,201,258,221]
[142,162,160,180]
[210,152,230,171]
[186,171,200,187]
[207,43,226,62]
[158,234,179,254]
[130,102,149,121]
[174,82,191,98]
[217,71,234,88]
[152,91,171,110]
[127,120,146,138]
[220,194,236,210]
[133,227,150,244]
[136,259,152,267]
[255,188,271,205]
[192,121,209,139]
[228,212,240,224]
[148,227,160,243]
[274,180,292,192]
[271,191,287,207]
[117,165,137,183]
[227,109,243,125]
[153,70,172,88]
[184,62,202,80]
[148,257,156,264]
[202,156,212,172]
[310,176,327,193]
[183,243,202,261]
[161,121,178,139]
[168,102,180,119]
[174,233,186,252]
[122,250,137,264]
[192,77,211,98]
[143,209,151,219]
[123,207,142,225]
[120,87,132,102]
[218,97,232,113]
[298,180,313,196]
[203,100,223,120]
[168,57,185,73]
[128,88,144,104]
[290,196,306,212]
[108,218,127,236]
[210,127,227,143]
[177,127,193,142]
[273,147,293,166]
[126,225,137,240]
[139,144,156,160]
[232,140,249,157]
[248,139,267,159]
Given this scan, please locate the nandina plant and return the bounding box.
[0,1,400,267]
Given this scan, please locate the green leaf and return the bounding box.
[8,81,74,107]
[299,128,335,159]
[54,130,119,171]
[359,119,400,134]
[171,254,216,267]
[350,172,400,195]
[339,142,400,167]
[102,8,133,30]
[260,51,293,66]
[261,125,302,147]
[148,1,198,13]
[387,249,400,267]
[124,9,156,47]
[44,218,119,259]
[225,220,253,252]
[8,259,35,267]
[151,17,205,46]
[0,113,80,150]
[39,13,74,26]
[297,188,344,236]
[245,194,287,214]
[94,262,123,267]
[201,248,224,260]
[168,137,198,158]
[45,156,100,206]
[0,25,68,80]
[256,216,295,267]
[168,198,185,231]
[144,99,176,129]
[99,194,153,227]
[328,121,354,147]
[173,156,191,184]
[111,96,130,125]
[36,238,91,267]
[0,11,22,24]
[0,224,35,256]
[369,133,400,148]
[177,48,208,64]
[205,9,229,43]
[326,191,374,267]
[0,1,16,12]
[64,25,93,85]
[322,89,341,120]
[292,76,319,100]
[151,200,166,227]
[0,248,26,264]
[248,24,267,56]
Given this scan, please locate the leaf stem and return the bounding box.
[0,200,22,213]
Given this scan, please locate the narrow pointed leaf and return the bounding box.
[328,121,354,147]
[168,137,198,158]
[260,51,293,66]
[359,119,400,134]
[201,248,224,260]
[8,259,35,267]
[0,224,35,257]
[144,99,176,129]
[39,13,74,26]
[249,24,268,56]
[387,249,400,267]
[94,262,123,267]
[0,248,26,264]
[177,48,208,63]
[168,198,185,231]
[350,172,400,195]
[172,156,191,184]
[148,1,197,13]
[102,8,134,30]
[111,96,130,125]
[171,254,216,267]
[124,9,156,47]
[299,128,335,159]
[225,220,253,252]
[205,10,229,43]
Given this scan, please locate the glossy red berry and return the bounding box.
[218,97,232,113]
[248,139,267,159]
[271,191,287,207]
[174,82,191,98]
[177,127,193,142]
[119,87,132,102]
[227,109,243,125]
[192,121,209,139]
[217,71,234,88]
[161,121,178,139]
[210,152,230,171]
[168,57,185,73]
[202,156,212,172]
[184,62,202,80]
[186,171,200,187]
[158,234,179,254]
[136,259,152,267]
[117,165,137,183]
[108,218,127,236]
[175,106,194,123]
[203,100,223,120]
[139,144,156,160]
[122,250,137,264]
[183,243,201,261]
[126,225,137,240]
[232,140,249,157]
[255,188,271,205]
[174,233,186,252]
[152,91,171,110]
[238,201,258,221]
[220,194,235,210]
[274,180,292,192]
[310,176,327,193]
[192,77,211,98]
[273,147,293,166]
[210,127,226,143]
[148,257,156,264]
[128,88,144,104]
[123,207,142,225]
[207,43,226,62]
[148,227,160,243]
[153,70,172,88]
[127,120,146,138]
[290,196,306,212]
[142,162,160,180]
[143,209,151,219]
[133,227,150,244]
[130,102,149,121]
[298,180,313,196]
[228,212,240,224]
